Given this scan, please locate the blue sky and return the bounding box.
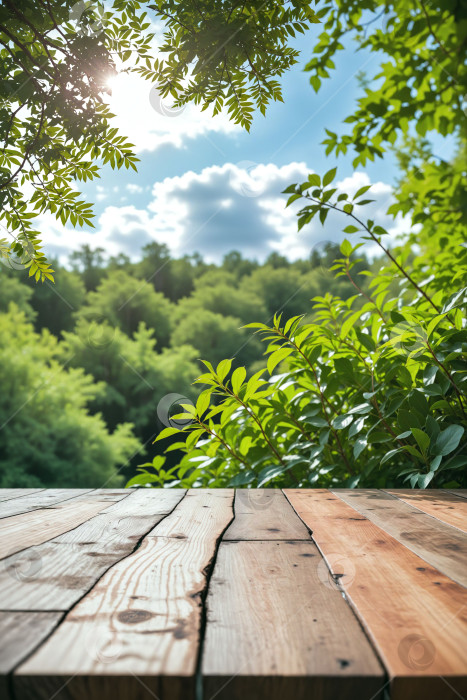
[40,29,433,264]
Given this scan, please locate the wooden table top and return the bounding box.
[0,488,466,700]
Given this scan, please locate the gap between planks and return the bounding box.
[0,490,133,560]
[0,489,186,611]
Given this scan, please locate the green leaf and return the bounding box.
[307,173,321,187]
[340,239,352,257]
[434,425,464,456]
[155,426,182,441]
[257,464,285,487]
[411,428,430,454]
[349,416,366,437]
[231,366,247,394]
[216,358,232,382]
[322,167,337,186]
[332,414,353,429]
[196,390,211,418]
[308,416,328,427]
[418,472,435,488]
[353,436,367,459]
[267,347,294,375]
[229,471,255,486]
[381,448,404,465]
[398,410,421,432]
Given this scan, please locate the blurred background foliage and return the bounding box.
[0,242,366,486]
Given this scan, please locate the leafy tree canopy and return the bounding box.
[76,269,174,344]
[0,0,318,279]
[0,305,139,487]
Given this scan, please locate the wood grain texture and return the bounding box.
[332,489,467,587]
[0,612,61,700]
[0,490,93,520]
[386,489,467,533]
[0,490,185,611]
[285,489,467,700]
[0,491,128,560]
[149,488,234,540]
[224,489,310,540]
[15,490,234,700]
[0,490,44,503]
[203,540,385,700]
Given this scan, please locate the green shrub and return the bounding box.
[133,174,467,490]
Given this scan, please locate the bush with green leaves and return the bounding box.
[133,169,467,490]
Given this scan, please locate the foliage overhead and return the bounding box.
[0,0,318,279]
[144,0,319,128]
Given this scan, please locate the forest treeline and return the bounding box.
[0,242,372,487]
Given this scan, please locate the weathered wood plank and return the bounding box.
[148,488,234,540]
[332,489,467,586]
[386,489,467,533]
[224,489,310,540]
[285,489,467,700]
[203,540,385,700]
[15,490,234,700]
[0,612,62,700]
[0,489,185,611]
[447,489,467,500]
[0,491,128,560]
[0,490,44,503]
[0,489,93,520]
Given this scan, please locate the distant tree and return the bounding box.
[222,251,259,279]
[60,320,198,437]
[70,245,106,291]
[310,242,340,270]
[0,307,139,487]
[25,264,86,335]
[136,242,171,291]
[171,309,261,367]
[195,269,238,289]
[0,270,35,320]
[176,285,268,325]
[266,252,290,269]
[108,253,132,272]
[76,270,173,345]
[168,257,196,301]
[240,266,318,319]
[136,242,196,301]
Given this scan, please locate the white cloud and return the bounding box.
[40,164,412,264]
[126,183,146,194]
[96,185,108,202]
